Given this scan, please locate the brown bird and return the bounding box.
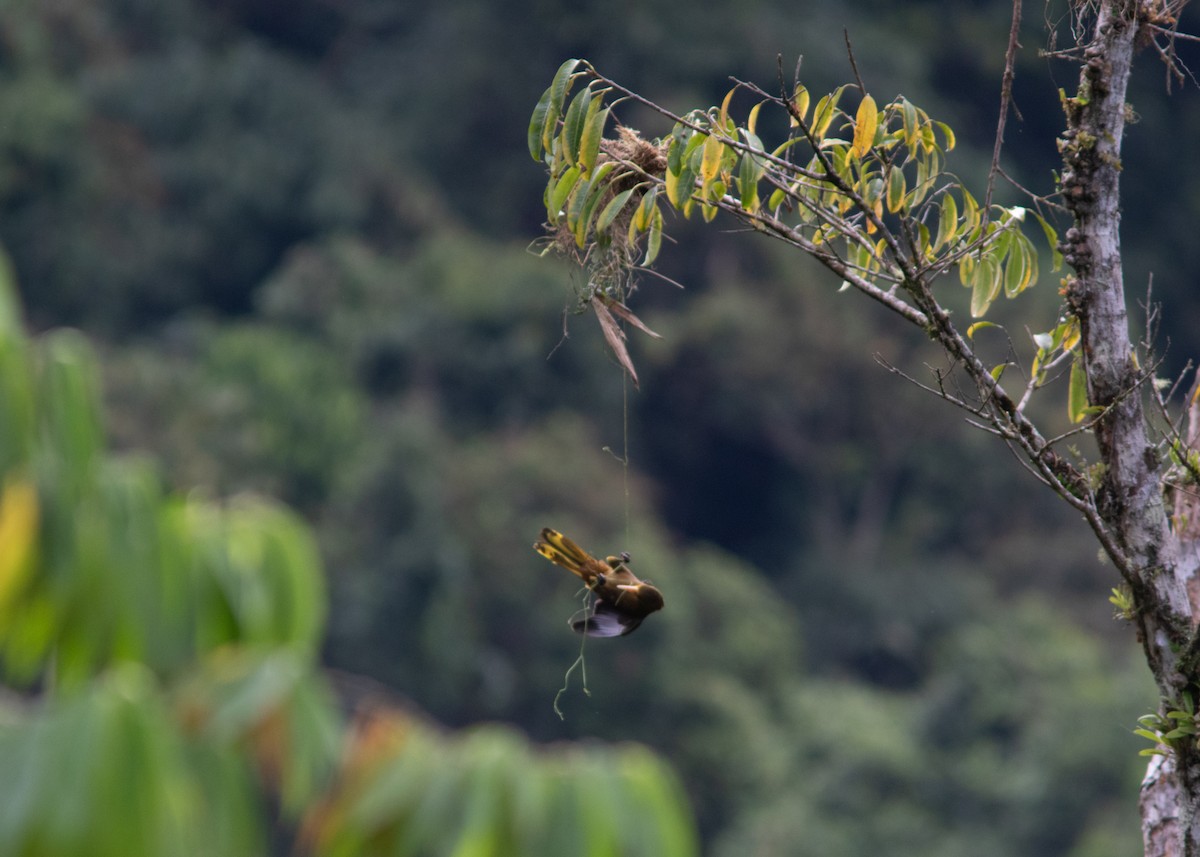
[533,527,664,637]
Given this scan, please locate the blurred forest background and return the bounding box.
[4,0,1200,854]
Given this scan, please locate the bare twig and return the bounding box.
[996,165,1070,213]
[843,30,868,95]
[631,266,687,290]
[874,355,984,414]
[986,0,1025,214]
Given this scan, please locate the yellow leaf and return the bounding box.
[633,186,658,232]
[748,101,764,136]
[665,167,683,207]
[851,95,878,159]
[1068,358,1089,423]
[1060,317,1081,352]
[0,475,38,613]
[790,85,810,126]
[719,87,736,130]
[700,133,723,183]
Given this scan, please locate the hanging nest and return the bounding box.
[548,126,667,262]
[543,126,669,388]
[602,126,669,186]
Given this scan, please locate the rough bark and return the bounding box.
[1059,2,1199,855]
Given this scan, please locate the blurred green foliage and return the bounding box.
[0,268,697,854]
[0,0,1185,854]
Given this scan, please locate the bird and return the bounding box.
[533,527,664,637]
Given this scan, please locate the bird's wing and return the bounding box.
[571,601,643,637]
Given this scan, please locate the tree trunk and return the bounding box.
[1059,2,1200,854]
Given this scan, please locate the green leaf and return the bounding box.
[531,59,583,161]
[644,208,663,265]
[970,255,1001,317]
[572,163,617,246]
[961,189,981,238]
[595,188,635,234]
[1068,358,1089,423]
[919,121,937,155]
[810,86,845,141]
[0,244,21,338]
[43,331,104,483]
[769,138,804,161]
[885,167,906,213]
[1003,235,1029,298]
[916,222,933,260]
[529,86,553,162]
[562,86,593,167]
[578,102,609,176]
[934,120,956,152]
[967,321,998,338]
[1033,210,1064,271]
[737,147,765,212]
[541,59,581,152]
[0,332,35,478]
[666,123,690,174]
[666,141,701,209]
[547,166,581,222]
[738,160,758,212]
[909,156,931,208]
[665,164,694,209]
[899,99,918,150]
[958,254,975,287]
[934,192,957,252]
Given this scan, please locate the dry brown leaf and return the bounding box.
[590,296,639,388]
[595,294,662,339]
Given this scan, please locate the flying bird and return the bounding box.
[533,527,664,637]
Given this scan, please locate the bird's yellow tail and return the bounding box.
[534,528,593,578]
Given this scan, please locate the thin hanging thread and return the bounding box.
[553,326,635,720]
[622,365,631,543]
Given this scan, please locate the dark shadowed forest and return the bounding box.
[4,0,1200,854]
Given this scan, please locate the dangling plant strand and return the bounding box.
[553,587,595,719]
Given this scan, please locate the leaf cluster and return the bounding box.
[531,60,1060,326]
